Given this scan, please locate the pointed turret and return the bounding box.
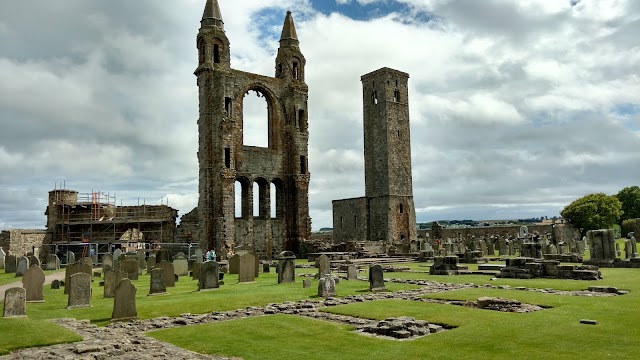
[276,11,305,81]
[201,0,224,28]
[280,11,299,46]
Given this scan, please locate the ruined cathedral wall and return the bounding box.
[332,197,368,243]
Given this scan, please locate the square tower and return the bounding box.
[361,68,417,244]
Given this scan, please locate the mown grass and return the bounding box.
[0,268,418,355]
[149,267,640,360]
[0,269,61,287]
[0,319,82,355]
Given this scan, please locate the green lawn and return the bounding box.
[0,269,61,286]
[149,267,640,360]
[0,319,82,355]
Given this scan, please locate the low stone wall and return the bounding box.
[497,258,601,280]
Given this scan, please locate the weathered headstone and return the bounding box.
[3,287,26,318]
[104,269,127,298]
[121,257,139,281]
[499,239,507,256]
[277,252,296,284]
[51,280,61,289]
[146,255,156,274]
[479,241,488,257]
[46,254,60,270]
[155,248,170,264]
[194,249,203,264]
[238,253,256,283]
[102,254,113,272]
[4,255,16,273]
[149,268,167,295]
[67,273,92,309]
[0,247,5,269]
[173,255,189,277]
[549,244,558,255]
[79,257,93,268]
[228,254,240,274]
[137,250,146,272]
[630,236,639,259]
[317,254,331,279]
[15,256,29,277]
[263,262,270,273]
[318,276,336,297]
[28,255,40,268]
[346,265,358,280]
[66,251,76,265]
[157,260,175,287]
[112,249,122,269]
[64,262,91,294]
[111,278,138,321]
[191,262,201,280]
[22,265,45,302]
[198,261,220,291]
[369,264,385,291]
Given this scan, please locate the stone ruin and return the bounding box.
[357,316,443,340]
[429,256,468,275]
[584,229,640,268]
[497,258,601,280]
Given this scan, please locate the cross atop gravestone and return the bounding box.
[22,265,45,302]
[67,272,92,309]
[3,287,26,318]
[111,278,138,322]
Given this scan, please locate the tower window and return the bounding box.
[393,89,400,102]
[354,215,358,228]
[300,156,306,174]
[224,147,231,168]
[225,97,232,115]
[277,64,283,77]
[340,216,344,229]
[372,91,378,105]
[293,62,299,79]
[198,41,206,64]
[400,204,404,214]
[214,44,220,64]
[298,109,306,131]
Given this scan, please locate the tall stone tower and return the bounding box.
[196,0,311,258]
[361,68,417,245]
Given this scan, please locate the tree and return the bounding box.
[560,193,623,238]
[616,186,640,222]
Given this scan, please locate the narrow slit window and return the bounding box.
[394,89,400,102]
[372,91,378,105]
[293,62,299,79]
[400,204,404,214]
[300,156,306,174]
[298,109,305,131]
[341,216,344,229]
[214,44,220,64]
[224,147,230,168]
[354,216,358,228]
[277,64,283,77]
[225,97,232,115]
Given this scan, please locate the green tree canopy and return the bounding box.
[616,186,640,222]
[560,193,623,237]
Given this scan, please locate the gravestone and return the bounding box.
[318,276,336,297]
[191,262,201,280]
[121,258,139,280]
[487,241,495,257]
[549,244,558,255]
[630,236,639,258]
[51,280,61,289]
[194,249,204,264]
[155,249,170,264]
[499,239,507,256]
[479,241,488,257]
[615,243,622,257]
[346,265,358,280]
[254,253,260,278]
[4,255,16,273]
[173,255,189,277]
[198,261,220,291]
[112,278,138,321]
[158,260,175,287]
[277,252,296,284]
[79,257,92,268]
[67,273,92,309]
[149,268,167,295]
[228,254,240,274]
[3,287,26,318]
[112,249,122,269]
[238,253,256,283]
[317,254,330,279]
[46,254,60,270]
[15,256,29,277]
[625,240,632,259]
[303,277,311,288]
[66,251,76,265]
[28,255,40,268]
[137,250,146,273]
[263,262,270,273]
[104,269,127,298]
[146,255,156,274]
[102,254,113,273]
[0,247,5,269]
[369,264,385,291]
[22,265,45,302]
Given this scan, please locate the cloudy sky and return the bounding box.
[1,0,639,231]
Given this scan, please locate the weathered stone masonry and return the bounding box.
[196,0,311,258]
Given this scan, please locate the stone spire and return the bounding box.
[201,0,224,28]
[280,11,299,47]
